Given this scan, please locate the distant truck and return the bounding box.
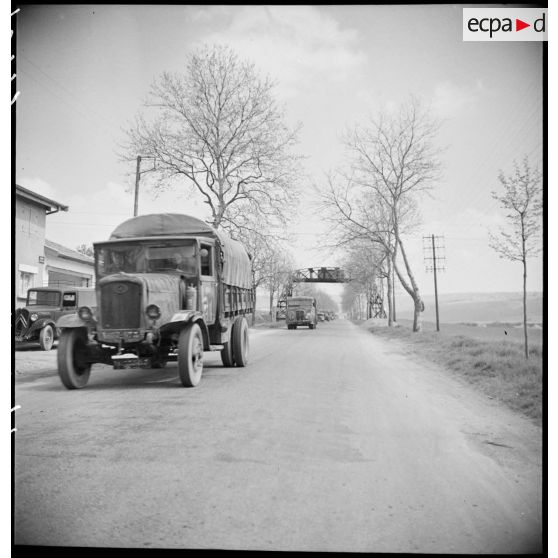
[15,287,96,350]
[56,213,254,389]
[286,296,317,330]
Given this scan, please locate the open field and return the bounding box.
[396,318,543,344]
[393,292,543,325]
[361,320,543,426]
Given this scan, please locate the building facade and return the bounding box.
[44,239,94,288]
[15,185,70,307]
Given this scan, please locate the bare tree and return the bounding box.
[320,171,415,327]
[321,98,442,331]
[342,240,385,320]
[264,251,294,320]
[76,244,94,258]
[489,157,542,359]
[123,44,302,230]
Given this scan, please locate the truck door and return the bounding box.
[199,242,217,325]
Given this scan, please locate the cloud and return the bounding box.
[432,80,485,118]
[44,180,211,248]
[189,6,367,99]
[17,177,59,201]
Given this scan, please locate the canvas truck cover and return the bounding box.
[108,213,252,289]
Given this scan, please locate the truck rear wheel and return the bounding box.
[57,329,91,389]
[221,340,234,367]
[232,316,249,367]
[178,323,204,387]
[39,325,54,350]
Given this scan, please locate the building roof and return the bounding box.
[16,184,69,214]
[45,239,94,266]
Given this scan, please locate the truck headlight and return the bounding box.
[78,306,93,321]
[30,313,38,322]
[146,304,161,319]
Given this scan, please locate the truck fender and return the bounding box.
[56,313,97,330]
[160,311,209,350]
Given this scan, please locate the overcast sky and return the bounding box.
[14,4,545,296]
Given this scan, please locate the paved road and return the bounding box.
[14,319,542,552]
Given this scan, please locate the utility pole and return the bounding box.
[133,156,141,217]
[423,234,445,332]
[133,155,156,216]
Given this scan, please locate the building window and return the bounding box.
[19,271,34,298]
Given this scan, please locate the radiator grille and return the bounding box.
[100,282,141,329]
[15,308,30,336]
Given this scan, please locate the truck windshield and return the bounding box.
[95,241,197,279]
[288,298,314,307]
[27,290,60,306]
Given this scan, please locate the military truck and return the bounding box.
[56,213,254,389]
[285,296,317,330]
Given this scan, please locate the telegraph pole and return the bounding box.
[423,234,445,332]
[133,155,156,216]
[133,156,141,217]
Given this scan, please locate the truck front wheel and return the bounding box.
[178,323,204,387]
[232,316,249,367]
[57,329,91,389]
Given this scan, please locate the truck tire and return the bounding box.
[57,329,91,389]
[221,339,234,367]
[39,325,55,350]
[178,323,204,387]
[309,323,314,330]
[232,316,249,367]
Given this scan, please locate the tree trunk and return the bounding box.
[251,285,257,326]
[523,256,529,359]
[394,237,423,332]
[269,288,274,321]
[412,298,423,333]
[392,262,396,323]
[386,265,394,327]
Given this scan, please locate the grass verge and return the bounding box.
[364,323,543,425]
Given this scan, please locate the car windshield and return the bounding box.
[27,290,60,306]
[95,241,197,279]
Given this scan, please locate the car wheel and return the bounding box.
[57,329,91,389]
[39,325,54,351]
[178,323,204,387]
[231,316,249,367]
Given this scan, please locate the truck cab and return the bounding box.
[286,296,317,330]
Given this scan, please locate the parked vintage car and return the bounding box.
[286,296,317,330]
[317,311,325,322]
[55,213,254,389]
[15,287,96,350]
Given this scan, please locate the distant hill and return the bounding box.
[393,292,543,324]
